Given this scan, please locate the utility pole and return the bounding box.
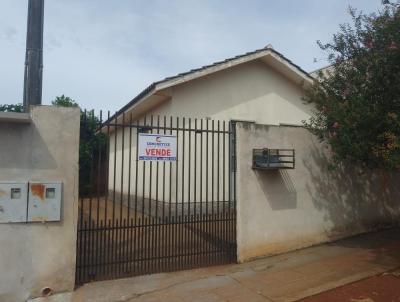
[23,0,44,112]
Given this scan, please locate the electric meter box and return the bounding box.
[27,181,62,222]
[0,182,28,223]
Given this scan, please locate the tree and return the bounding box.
[52,95,106,196]
[304,1,400,171]
[0,103,23,112]
[51,95,79,107]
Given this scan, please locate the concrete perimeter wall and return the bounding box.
[0,106,80,302]
[236,122,400,262]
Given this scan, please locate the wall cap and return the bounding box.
[0,112,31,124]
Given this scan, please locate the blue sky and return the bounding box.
[0,0,383,112]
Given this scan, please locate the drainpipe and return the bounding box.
[23,0,44,112]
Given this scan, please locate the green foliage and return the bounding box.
[51,95,107,196]
[0,103,24,112]
[51,95,79,107]
[79,110,107,196]
[304,1,400,170]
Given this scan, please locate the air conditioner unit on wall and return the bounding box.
[252,148,295,170]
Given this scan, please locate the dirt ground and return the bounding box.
[299,270,400,302]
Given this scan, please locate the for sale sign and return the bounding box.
[138,133,177,161]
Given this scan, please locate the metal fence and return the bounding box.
[76,112,237,285]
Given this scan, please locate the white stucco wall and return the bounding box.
[0,106,80,302]
[147,60,311,124]
[236,122,400,262]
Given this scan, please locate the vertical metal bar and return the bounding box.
[232,122,237,262]
[169,116,173,219]
[127,113,133,221]
[227,122,232,262]
[113,219,118,278]
[176,213,180,270]
[188,118,191,216]
[144,215,148,274]
[217,120,221,263]
[105,111,111,222]
[122,218,127,276]
[117,112,125,277]
[129,217,134,275]
[187,119,192,268]
[228,122,232,212]
[181,117,186,269]
[162,116,166,219]
[120,111,125,221]
[155,116,160,220]
[167,117,173,272]
[88,111,95,280]
[167,216,172,271]
[151,215,155,273]
[158,216,162,273]
[149,115,153,219]
[94,111,102,280]
[148,116,154,273]
[146,216,151,274]
[175,117,179,217]
[141,116,147,220]
[217,121,220,214]
[223,121,226,213]
[205,119,209,216]
[134,119,139,223]
[211,119,215,216]
[181,117,185,218]
[83,220,88,283]
[205,119,209,265]
[171,215,175,271]
[138,217,142,273]
[78,198,84,283]
[96,111,103,224]
[223,121,227,263]
[106,219,111,279]
[179,214,183,270]
[98,219,104,280]
[200,119,203,216]
[194,119,197,217]
[193,119,198,268]
[133,217,138,276]
[112,112,118,222]
[154,116,160,273]
[184,214,188,269]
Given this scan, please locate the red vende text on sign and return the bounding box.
[145,148,171,157]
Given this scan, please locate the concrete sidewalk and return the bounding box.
[34,228,400,302]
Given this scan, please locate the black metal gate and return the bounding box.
[76,112,237,285]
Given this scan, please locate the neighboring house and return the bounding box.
[107,46,315,210]
[310,64,334,79]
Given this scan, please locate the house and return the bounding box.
[106,46,316,212]
[112,45,314,125]
[102,46,400,266]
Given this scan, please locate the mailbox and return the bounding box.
[252,148,295,170]
[0,182,28,223]
[27,182,62,222]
